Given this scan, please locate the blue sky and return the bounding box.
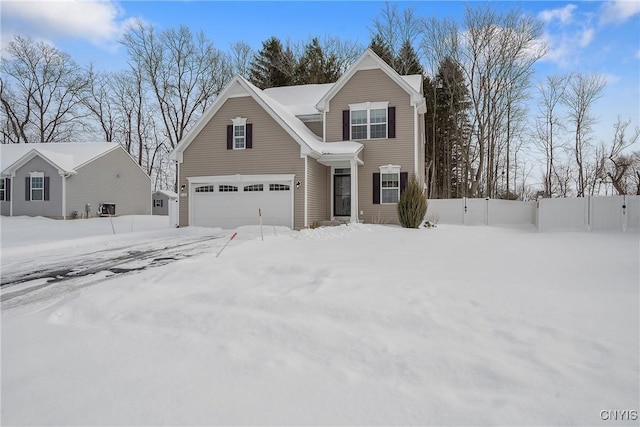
[2,1,639,148]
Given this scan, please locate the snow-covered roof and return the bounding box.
[1,143,120,175]
[172,49,425,162]
[153,189,178,199]
[263,83,333,117]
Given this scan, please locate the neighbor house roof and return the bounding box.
[1,143,121,176]
[153,189,178,199]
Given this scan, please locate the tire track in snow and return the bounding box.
[1,234,226,304]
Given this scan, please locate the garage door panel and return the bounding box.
[192,178,292,229]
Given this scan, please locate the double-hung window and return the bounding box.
[232,117,247,150]
[30,172,44,201]
[0,178,5,201]
[349,102,388,140]
[380,165,401,204]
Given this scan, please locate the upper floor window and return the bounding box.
[232,117,247,150]
[349,102,388,140]
[30,172,44,201]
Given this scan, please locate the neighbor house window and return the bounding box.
[0,178,4,201]
[350,102,388,140]
[232,117,247,150]
[30,172,44,201]
[154,199,163,208]
[379,165,401,204]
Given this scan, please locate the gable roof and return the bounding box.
[315,48,425,112]
[171,76,363,162]
[171,49,426,162]
[1,143,121,176]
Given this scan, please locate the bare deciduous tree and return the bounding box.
[533,73,571,197]
[459,5,547,197]
[0,35,89,143]
[121,21,231,151]
[561,73,606,196]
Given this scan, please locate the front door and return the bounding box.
[334,170,351,217]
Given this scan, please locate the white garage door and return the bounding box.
[191,176,293,229]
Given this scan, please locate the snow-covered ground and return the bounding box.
[1,216,638,426]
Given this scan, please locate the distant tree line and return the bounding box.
[1,2,638,196]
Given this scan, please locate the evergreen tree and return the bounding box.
[249,37,294,89]
[395,40,423,75]
[294,38,340,85]
[425,57,471,198]
[369,34,394,68]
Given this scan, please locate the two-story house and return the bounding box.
[171,49,426,229]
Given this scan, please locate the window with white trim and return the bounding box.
[0,178,4,201]
[30,172,44,201]
[153,199,163,207]
[350,102,388,140]
[379,165,401,204]
[232,117,247,150]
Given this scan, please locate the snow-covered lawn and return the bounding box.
[1,216,638,425]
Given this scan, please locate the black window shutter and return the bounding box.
[246,123,253,149]
[342,110,350,140]
[226,125,233,150]
[400,172,408,193]
[25,177,30,201]
[373,173,380,204]
[160,199,163,208]
[6,178,10,201]
[388,106,396,139]
[44,176,50,201]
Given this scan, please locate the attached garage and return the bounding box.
[189,174,294,229]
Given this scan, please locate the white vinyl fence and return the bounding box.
[537,195,640,232]
[427,198,535,226]
[427,196,640,232]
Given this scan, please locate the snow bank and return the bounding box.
[2,220,638,425]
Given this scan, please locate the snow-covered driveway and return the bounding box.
[1,216,638,425]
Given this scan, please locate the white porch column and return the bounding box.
[350,159,358,223]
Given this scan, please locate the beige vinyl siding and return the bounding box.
[66,147,151,217]
[179,95,306,229]
[303,120,323,138]
[326,68,417,225]
[306,156,329,225]
[12,156,62,218]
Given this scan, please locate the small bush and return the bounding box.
[397,174,427,228]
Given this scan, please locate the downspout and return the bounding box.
[414,105,419,177]
[304,155,308,228]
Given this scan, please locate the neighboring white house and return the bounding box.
[1,143,151,218]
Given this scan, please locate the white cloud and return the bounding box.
[600,0,640,24]
[538,4,577,24]
[2,0,136,48]
[579,27,595,47]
